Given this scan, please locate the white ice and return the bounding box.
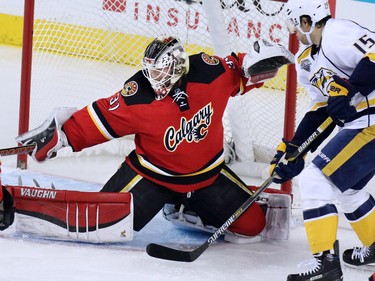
[0,45,373,281]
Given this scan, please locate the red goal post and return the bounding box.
[17,0,335,195]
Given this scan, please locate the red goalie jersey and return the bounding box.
[63,52,262,192]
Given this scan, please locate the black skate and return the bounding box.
[343,242,375,271]
[287,241,343,281]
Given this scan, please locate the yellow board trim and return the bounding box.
[0,13,213,67]
[0,13,288,89]
[0,13,24,46]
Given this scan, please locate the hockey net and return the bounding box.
[20,0,310,199]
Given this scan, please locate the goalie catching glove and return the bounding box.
[270,139,305,184]
[326,75,357,127]
[15,107,77,162]
[242,39,294,84]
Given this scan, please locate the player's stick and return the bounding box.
[0,144,35,157]
[146,117,334,262]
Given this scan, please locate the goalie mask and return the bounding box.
[142,35,189,100]
[285,0,331,44]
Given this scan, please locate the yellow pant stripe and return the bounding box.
[322,126,375,176]
[120,175,142,193]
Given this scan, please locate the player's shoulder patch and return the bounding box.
[297,46,313,72]
[201,53,220,65]
[122,81,138,97]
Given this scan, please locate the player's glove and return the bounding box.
[15,107,77,162]
[326,75,357,127]
[0,186,15,231]
[269,139,305,184]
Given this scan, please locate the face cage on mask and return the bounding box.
[142,59,182,100]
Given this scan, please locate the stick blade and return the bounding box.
[146,242,208,262]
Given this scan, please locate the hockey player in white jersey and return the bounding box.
[270,0,375,280]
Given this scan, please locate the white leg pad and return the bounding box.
[6,186,133,243]
[260,191,292,241]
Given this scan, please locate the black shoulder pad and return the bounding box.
[187,53,226,84]
[121,70,155,106]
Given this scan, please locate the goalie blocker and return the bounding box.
[5,185,133,243]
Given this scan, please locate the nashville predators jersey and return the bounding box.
[295,18,375,130]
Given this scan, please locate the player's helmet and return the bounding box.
[285,0,331,35]
[142,35,189,100]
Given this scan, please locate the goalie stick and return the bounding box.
[146,117,334,262]
[0,144,36,157]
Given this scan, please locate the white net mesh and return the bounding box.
[27,0,309,183]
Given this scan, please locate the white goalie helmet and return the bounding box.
[142,35,189,100]
[284,0,331,35]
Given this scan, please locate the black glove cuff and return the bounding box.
[2,186,14,209]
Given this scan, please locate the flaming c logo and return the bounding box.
[201,54,219,65]
[122,81,138,97]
